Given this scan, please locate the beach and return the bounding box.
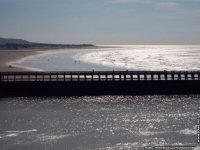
[0,50,39,72]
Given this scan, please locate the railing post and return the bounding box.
[84,72,86,81]
[178,73,181,80]
[198,73,200,80]
[14,72,16,82]
[144,74,147,80]
[43,72,45,81]
[92,71,94,81]
[112,71,114,81]
[185,73,188,80]
[138,74,140,80]
[64,72,66,81]
[6,73,8,82]
[191,73,194,80]
[106,73,108,81]
[0,72,2,82]
[131,73,133,80]
[50,72,52,81]
[77,72,80,81]
[158,74,161,80]
[21,73,23,81]
[35,72,37,81]
[178,74,181,80]
[70,72,72,81]
[171,73,174,80]
[151,74,154,80]
[57,72,59,82]
[164,73,167,80]
[124,73,126,81]
[119,73,122,81]
[28,72,30,81]
[98,72,100,81]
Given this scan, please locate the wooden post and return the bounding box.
[70,72,72,81]
[27,73,30,81]
[191,73,194,80]
[198,73,200,80]
[119,73,122,81]
[92,72,94,81]
[6,74,8,82]
[131,73,133,80]
[35,72,37,81]
[137,74,140,80]
[21,74,23,81]
[106,73,108,81]
[77,72,80,81]
[112,71,114,81]
[172,73,174,80]
[164,73,167,80]
[64,72,66,81]
[144,74,147,80]
[124,73,126,81]
[178,74,181,80]
[185,73,188,80]
[158,74,161,80]
[14,73,16,82]
[49,72,51,81]
[0,72,2,82]
[84,72,86,81]
[98,72,101,81]
[57,72,59,81]
[151,74,154,80]
[43,72,45,81]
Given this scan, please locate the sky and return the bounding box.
[0,0,200,45]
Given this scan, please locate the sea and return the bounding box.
[1,45,200,150]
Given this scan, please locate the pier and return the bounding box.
[0,71,200,96]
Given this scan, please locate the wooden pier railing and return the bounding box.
[1,71,200,82]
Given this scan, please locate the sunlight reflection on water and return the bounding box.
[15,45,200,71]
[0,95,199,150]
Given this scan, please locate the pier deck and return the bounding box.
[0,71,200,96]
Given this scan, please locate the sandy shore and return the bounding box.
[0,50,39,72]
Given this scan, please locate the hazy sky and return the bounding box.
[0,0,200,44]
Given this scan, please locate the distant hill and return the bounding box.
[0,37,32,45]
[0,37,96,50]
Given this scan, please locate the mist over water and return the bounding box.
[0,96,200,150]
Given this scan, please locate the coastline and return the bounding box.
[0,50,40,72]
[0,47,110,72]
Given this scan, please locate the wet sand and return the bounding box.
[0,50,39,72]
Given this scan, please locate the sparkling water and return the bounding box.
[3,45,200,149]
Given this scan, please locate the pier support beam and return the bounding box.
[158,74,161,80]
[138,74,140,80]
[144,74,147,80]
[131,73,133,80]
[151,74,154,80]
[84,72,86,81]
[64,72,66,81]
[185,73,188,80]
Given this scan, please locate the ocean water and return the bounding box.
[13,45,200,71]
[0,96,200,150]
[1,45,200,149]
